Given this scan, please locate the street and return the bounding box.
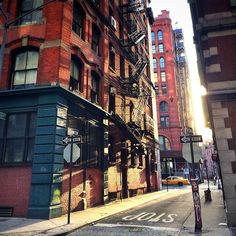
[69,187,193,236]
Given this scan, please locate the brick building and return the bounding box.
[188,0,236,226]
[151,11,191,178]
[0,0,159,219]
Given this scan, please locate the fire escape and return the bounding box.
[110,0,154,145]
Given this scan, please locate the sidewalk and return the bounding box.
[0,182,235,236]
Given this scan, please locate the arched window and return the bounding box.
[19,0,43,25]
[158,30,163,41]
[153,58,157,70]
[159,135,171,151]
[160,57,165,69]
[160,101,168,112]
[91,71,100,103]
[70,56,83,92]
[92,24,101,55]
[72,2,85,39]
[11,49,39,89]
[151,31,155,42]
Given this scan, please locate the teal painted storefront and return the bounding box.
[0,86,109,219]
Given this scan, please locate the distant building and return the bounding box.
[0,0,159,219]
[151,11,192,178]
[188,0,236,226]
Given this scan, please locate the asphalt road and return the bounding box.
[69,188,194,236]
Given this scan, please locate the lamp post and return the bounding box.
[0,0,67,78]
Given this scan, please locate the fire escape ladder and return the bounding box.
[132,91,149,127]
[131,60,147,83]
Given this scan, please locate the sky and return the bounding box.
[149,0,210,140]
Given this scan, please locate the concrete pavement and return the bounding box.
[0,182,235,236]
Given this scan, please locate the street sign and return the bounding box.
[180,135,202,143]
[63,135,82,144]
[63,143,80,163]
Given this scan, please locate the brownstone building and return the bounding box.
[188,0,236,226]
[0,0,159,219]
[151,11,191,178]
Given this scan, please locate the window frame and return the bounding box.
[160,57,165,69]
[11,48,39,89]
[109,44,115,70]
[69,57,83,92]
[159,135,171,151]
[72,2,85,39]
[158,43,164,53]
[92,24,101,55]
[0,112,36,164]
[19,0,43,25]
[160,101,168,112]
[91,71,100,104]
[157,30,163,41]
[160,115,169,127]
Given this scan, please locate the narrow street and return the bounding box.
[69,187,193,236]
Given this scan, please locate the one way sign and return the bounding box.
[180,135,202,143]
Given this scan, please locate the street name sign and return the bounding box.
[180,135,202,144]
[63,135,82,144]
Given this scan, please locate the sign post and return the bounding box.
[180,134,203,232]
[63,134,81,224]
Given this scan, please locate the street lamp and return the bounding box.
[0,0,68,79]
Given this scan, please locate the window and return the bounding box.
[109,44,115,70]
[153,58,157,70]
[153,72,158,82]
[120,56,125,78]
[72,2,85,38]
[154,83,159,95]
[92,24,100,55]
[151,31,155,42]
[109,86,115,113]
[160,101,168,112]
[161,71,166,82]
[11,50,39,89]
[159,135,171,151]
[160,115,169,127]
[160,57,165,69]
[0,112,36,164]
[152,45,156,53]
[162,84,167,95]
[158,43,164,53]
[158,30,163,41]
[70,57,83,92]
[19,0,43,25]
[91,71,100,103]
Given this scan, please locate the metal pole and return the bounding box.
[190,137,196,179]
[67,137,73,224]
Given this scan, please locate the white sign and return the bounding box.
[63,144,80,163]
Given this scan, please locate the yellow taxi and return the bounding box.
[162,176,190,186]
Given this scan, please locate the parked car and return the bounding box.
[162,176,190,186]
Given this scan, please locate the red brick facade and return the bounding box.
[0,0,159,218]
[188,0,236,226]
[151,11,184,177]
